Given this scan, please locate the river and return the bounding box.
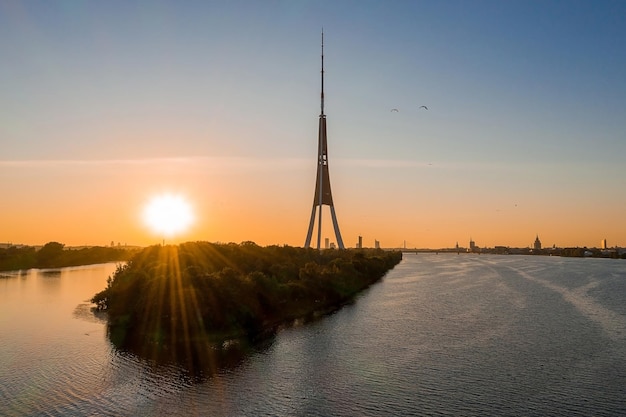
[1,254,625,416]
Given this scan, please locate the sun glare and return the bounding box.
[143,193,195,238]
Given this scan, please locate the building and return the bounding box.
[601,239,607,249]
[374,240,380,249]
[534,235,542,251]
[357,235,363,249]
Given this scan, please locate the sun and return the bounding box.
[142,193,195,238]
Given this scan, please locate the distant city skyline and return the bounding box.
[1,1,625,248]
[0,231,618,251]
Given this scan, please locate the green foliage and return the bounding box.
[92,243,402,355]
[36,242,65,267]
[0,243,138,272]
[0,246,37,271]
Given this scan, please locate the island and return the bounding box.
[92,241,402,372]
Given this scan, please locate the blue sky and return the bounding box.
[1,1,625,248]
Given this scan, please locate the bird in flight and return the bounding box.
[419,105,428,110]
[391,108,399,112]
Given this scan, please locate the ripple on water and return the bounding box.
[2,257,626,416]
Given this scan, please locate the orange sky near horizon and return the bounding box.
[1,156,623,250]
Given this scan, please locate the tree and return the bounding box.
[37,242,65,267]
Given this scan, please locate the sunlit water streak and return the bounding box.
[1,255,625,416]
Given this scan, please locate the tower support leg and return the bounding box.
[330,205,345,249]
[304,205,317,248]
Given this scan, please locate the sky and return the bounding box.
[1,0,625,249]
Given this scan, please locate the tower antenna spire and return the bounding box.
[321,29,324,116]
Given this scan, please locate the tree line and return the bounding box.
[0,242,137,271]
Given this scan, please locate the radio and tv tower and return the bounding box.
[304,31,345,250]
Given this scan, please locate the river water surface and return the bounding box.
[1,254,626,416]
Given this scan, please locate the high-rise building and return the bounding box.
[601,239,607,249]
[534,235,542,250]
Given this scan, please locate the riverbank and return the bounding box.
[92,242,402,371]
[0,242,137,272]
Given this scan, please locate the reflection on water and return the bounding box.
[0,264,120,417]
[73,302,108,325]
[1,256,626,416]
[108,326,275,380]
